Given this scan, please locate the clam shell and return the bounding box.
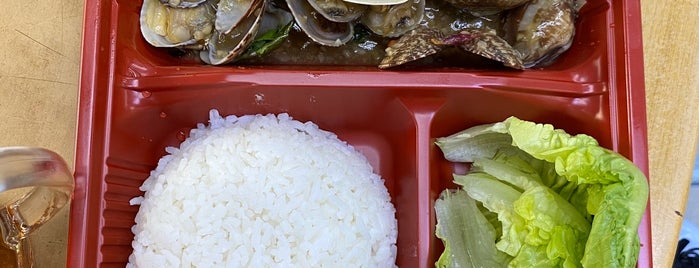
[286,0,354,47]
[159,0,208,8]
[360,0,425,37]
[437,27,524,69]
[140,0,216,47]
[215,0,258,34]
[504,0,577,67]
[379,27,444,69]
[307,0,368,22]
[203,0,265,65]
[343,0,408,6]
[443,0,531,16]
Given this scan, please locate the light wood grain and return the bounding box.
[0,1,82,267]
[641,1,699,267]
[0,0,697,267]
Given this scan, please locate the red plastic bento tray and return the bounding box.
[69,0,651,267]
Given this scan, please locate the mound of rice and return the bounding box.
[127,110,398,267]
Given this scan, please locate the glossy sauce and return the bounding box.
[0,246,17,268]
[167,1,507,67]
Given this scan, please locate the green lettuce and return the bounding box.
[434,189,511,268]
[434,116,648,268]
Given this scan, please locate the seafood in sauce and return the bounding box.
[504,0,578,67]
[444,0,530,16]
[215,0,259,34]
[286,0,355,47]
[360,0,425,37]
[159,0,208,8]
[307,0,368,22]
[379,0,583,68]
[203,0,266,64]
[435,27,524,69]
[140,0,216,47]
[379,27,443,68]
[138,0,586,68]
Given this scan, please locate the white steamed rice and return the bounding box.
[127,110,398,267]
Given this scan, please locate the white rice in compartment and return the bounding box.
[127,110,398,267]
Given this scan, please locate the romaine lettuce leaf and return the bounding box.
[435,189,511,268]
[453,173,526,256]
[505,117,648,268]
[435,116,648,268]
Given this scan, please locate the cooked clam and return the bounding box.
[344,0,408,5]
[505,0,578,67]
[379,26,523,69]
[307,0,368,22]
[286,0,354,46]
[419,0,503,36]
[159,0,208,8]
[379,27,443,69]
[443,0,531,16]
[202,0,265,64]
[140,0,216,47]
[435,27,524,69]
[215,0,258,34]
[257,2,295,34]
[360,0,425,37]
[138,0,584,68]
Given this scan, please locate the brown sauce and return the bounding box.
[0,245,17,268]
[161,1,507,67]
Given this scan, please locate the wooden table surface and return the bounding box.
[1,0,697,267]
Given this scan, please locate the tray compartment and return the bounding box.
[102,84,427,266]
[71,0,650,266]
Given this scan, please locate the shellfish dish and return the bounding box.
[139,0,587,69]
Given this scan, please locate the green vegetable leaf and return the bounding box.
[435,123,511,162]
[454,173,526,256]
[435,189,511,268]
[435,116,648,268]
[239,20,293,60]
[504,117,648,268]
[470,157,543,191]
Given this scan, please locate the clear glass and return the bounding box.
[0,147,73,267]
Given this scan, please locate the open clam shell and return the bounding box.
[379,27,444,69]
[307,0,368,22]
[344,0,408,5]
[215,0,258,34]
[504,0,577,67]
[443,0,531,16]
[202,0,265,65]
[140,0,216,47]
[437,27,524,69]
[360,0,425,38]
[159,0,208,8]
[286,0,354,47]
